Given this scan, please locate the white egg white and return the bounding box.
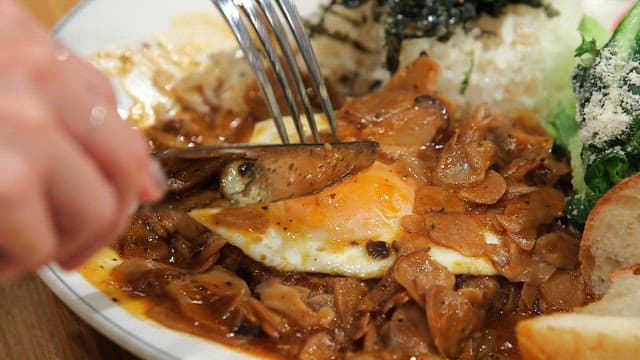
[248,114,330,144]
[429,246,498,276]
[191,161,413,278]
[191,115,500,278]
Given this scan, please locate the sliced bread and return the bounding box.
[580,173,640,297]
[517,265,640,360]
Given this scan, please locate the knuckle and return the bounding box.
[23,41,56,74]
[0,95,54,130]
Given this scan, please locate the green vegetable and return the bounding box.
[563,4,640,226]
[544,16,607,226]
[545,101,587,193]
[308,0,550,71]
[574,16,610,58]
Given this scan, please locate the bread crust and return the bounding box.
[517,265,640,360]
[580,173,640,296]
[518,314,640,360]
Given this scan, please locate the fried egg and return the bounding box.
[191,116,499,278]
[192,160,412,278]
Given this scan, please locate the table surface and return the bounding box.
[0,1,137,359]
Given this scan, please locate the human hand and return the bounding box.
[0,0,165,281]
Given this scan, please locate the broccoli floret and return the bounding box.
[566,3,640,226]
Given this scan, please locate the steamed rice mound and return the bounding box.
[94,0,584,128]
[312,0,582,119]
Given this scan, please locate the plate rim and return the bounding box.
[38,265,178,360]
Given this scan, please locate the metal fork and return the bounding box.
[210,0,338,144]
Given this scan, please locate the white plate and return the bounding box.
[38,1,632,360]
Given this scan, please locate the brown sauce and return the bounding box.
[113,55,587,359]
[210,207,269,233]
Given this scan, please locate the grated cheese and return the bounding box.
[578,47,640,147]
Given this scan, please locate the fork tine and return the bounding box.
[241,0,307,143]
[210,0,290,144]
[276,0,339,142]
[256,0,321,143]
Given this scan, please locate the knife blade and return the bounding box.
[155,141,379,205]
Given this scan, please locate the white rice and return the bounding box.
[311,0,583,119]
[95,1,590,126]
